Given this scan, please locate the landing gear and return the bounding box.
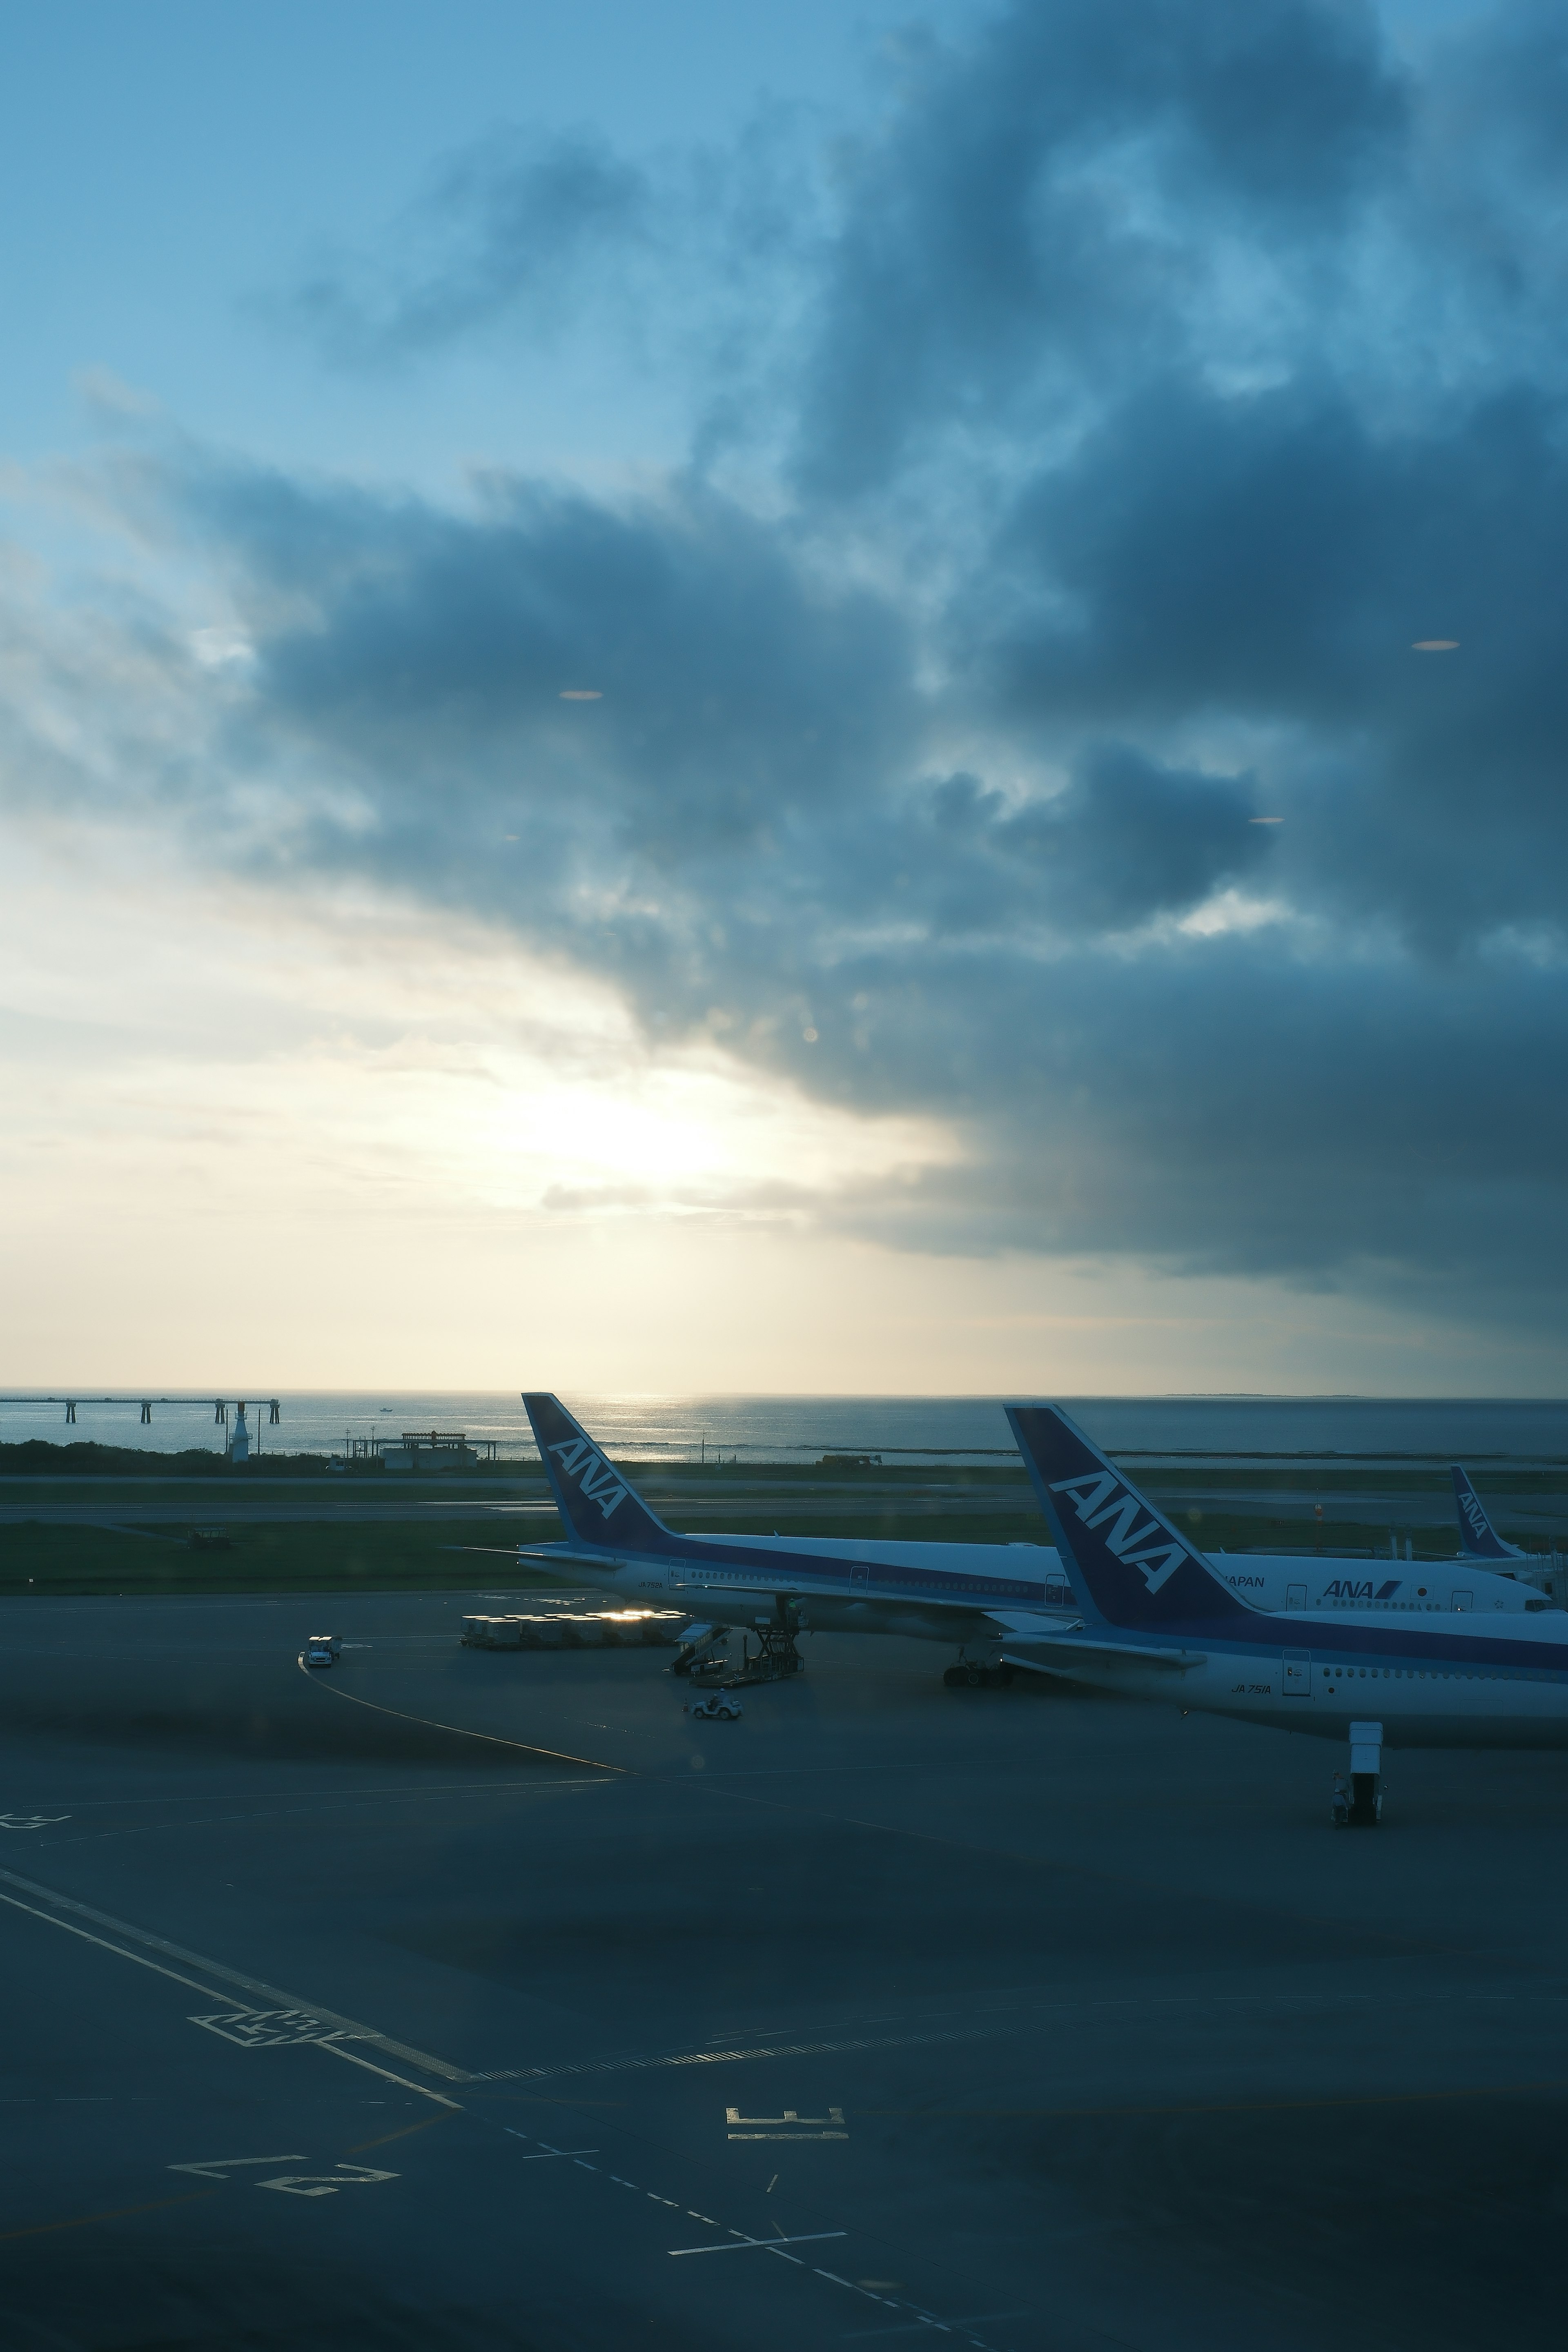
[1332,1719,1384,1828]
[942,1659,1015,1690]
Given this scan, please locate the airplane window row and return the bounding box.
[1320,1668,1519,1682]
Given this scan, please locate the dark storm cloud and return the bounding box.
[186,461,915,848]
[974,377,1568,945]
[791,0,1405,494]
[992,747,1267,931]
[872,753,1268,942]
[817,936,1568,1332]
[96,0,1568,1325]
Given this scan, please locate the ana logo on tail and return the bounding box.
[550,1438,629,1523]
[1049,1471,1189,1594]
[1460,1491,1490,1540]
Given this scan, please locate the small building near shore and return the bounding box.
[379,1429,493,1472]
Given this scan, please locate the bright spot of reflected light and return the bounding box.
[1248,816,1284,824]
[1412,640,1459,652]
[559,688,603,700]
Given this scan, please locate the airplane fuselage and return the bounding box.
[1032,1607,1568,1747]
[522,1527,1544,1647]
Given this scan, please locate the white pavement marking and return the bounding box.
[474,2023,993,2082]
[298,1658,622,1777]
[503,2131,600,2160]
[0,1886,464,2109]
[169,2155,306,2180]
[192,2010,338,2049]
[503,2127,1002,2349]
[188,2012,457,2106]
[668,2230,849,2257]
[472,1983,1519,2089]
[0,1859,990,2336]
[310,2038,465,2105]
[186,2008,457,2111]
[0,1814,71,1830]
[0,1890,242,2006]
[726,2104,847,2140]
[0,1863,467,2089]
[258,2163,399,2198]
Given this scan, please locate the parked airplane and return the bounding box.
[517,1393,1072,1681]
[513,1396,1544,1688]
[1210,1555,1544,1615]
[1006,1401,1568,1818]
[1451,1463,1527,1562]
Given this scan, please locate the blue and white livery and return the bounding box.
[515,1396,1546,1680]
[519,1392,1076,1666]
[1007,1401,1568,1761]
[1451,1463,1526,1562]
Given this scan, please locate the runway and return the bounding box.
[2,1590,1566,2350]
[6,1466,1566,1548]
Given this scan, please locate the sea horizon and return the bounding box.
[3,1390,1566,1468]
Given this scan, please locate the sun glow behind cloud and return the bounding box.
[4,0,1568,1390]
[0,819,976,1380]
[4,806,1533,1395]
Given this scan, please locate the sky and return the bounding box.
[2,0,1565,1396]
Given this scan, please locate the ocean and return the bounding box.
[2,1391,1566,1467]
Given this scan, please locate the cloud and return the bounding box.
[292,129,653,361]
[11,0,1568,1341]
[285,108,819,408]
[790,0,1406,495]
[942,746,1269,932]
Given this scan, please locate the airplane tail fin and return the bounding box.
[1450,1464,1524,1561]
[522,1394,677,1556]
[1007,1403,1253,1628]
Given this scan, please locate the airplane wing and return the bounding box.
[515,1544,631,1575]
[996,1630,1207,1675]
[982,1608,1084,1638]
[514,1546,808,1596]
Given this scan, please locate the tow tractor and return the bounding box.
[684,1693,744,1722]
[303,1633,340,1669]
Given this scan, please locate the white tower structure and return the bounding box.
[229,1402,250,1463]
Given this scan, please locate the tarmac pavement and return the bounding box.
[1,1590,1566,2350]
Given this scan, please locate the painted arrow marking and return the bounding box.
[169,2155,306,2180]
[258,2164,399,2198]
